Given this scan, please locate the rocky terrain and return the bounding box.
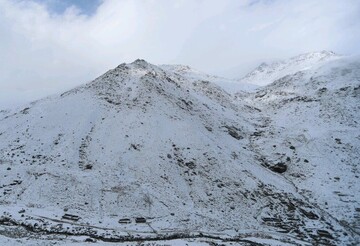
[0,53,359,245]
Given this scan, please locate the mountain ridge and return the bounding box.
[239,50,341,86]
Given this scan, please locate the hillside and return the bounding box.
[242,56,360,236]
[0,56,359,245]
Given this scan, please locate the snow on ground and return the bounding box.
[242,55,360,240]
[0,53,359,245]
[160,64,259,93]
[239,51,341,86]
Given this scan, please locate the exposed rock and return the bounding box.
[270,163,287,173]
[223,125,243,140]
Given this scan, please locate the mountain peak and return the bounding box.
[239,50,341,86]
[131,58,152,67]
[113,59,154,72]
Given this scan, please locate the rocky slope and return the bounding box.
[0,55,359,245]
[242,56,360,237]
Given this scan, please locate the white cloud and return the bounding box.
[0,0,359,109]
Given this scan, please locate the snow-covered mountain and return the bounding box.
[0,55,359,245]
[243,56,360,237]
[239,51,341,86]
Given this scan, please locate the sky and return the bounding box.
[0,0,360,109]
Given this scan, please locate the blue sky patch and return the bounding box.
[33,0,101,15]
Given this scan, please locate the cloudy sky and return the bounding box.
[0,0,360,109]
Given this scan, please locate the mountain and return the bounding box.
[0,56,359,245]
[239,51,341,86]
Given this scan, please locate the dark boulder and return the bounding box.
[270,163,287,173]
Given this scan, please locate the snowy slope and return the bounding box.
[243,56,360,242]
[239,51,341,86]
[0,58,359,245]
[161,64,259,93]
